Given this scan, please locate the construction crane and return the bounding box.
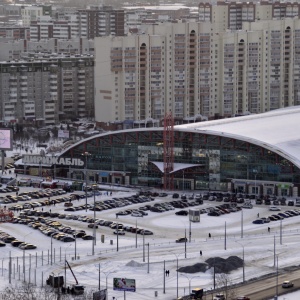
[65,260,85,295]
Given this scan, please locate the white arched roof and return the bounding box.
[61,106,300,169]
[176,106,300,168]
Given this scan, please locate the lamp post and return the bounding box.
[235,241,245,282]
[23,232,33,273]
[181,274,201,295]
[92,185,98,255]
[172,252,185,299]
[81,152,91,212]
[39,159,42,178]
[182,169,185,191]
[102,271,115,300]
[275,255,279,300]
[50,232,57,265]
[253,169,258,198]
[52,154,56,179]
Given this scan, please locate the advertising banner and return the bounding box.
[113,278,136,292]
[0,128,13,150]
[58,130,70,138]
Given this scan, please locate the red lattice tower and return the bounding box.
[163,112,174,190]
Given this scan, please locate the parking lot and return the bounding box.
[2,185,300,299]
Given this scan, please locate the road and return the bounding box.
[233,267,300,300]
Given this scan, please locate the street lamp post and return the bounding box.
[253,169,258,198]
[172,252,185,299]
[23,232,33,273]
[182,169,185,191]
[102,271,114,300]
[81,152,91,212]
[275,255,279,300]
[235,241,245,282]
[50,232,57,265]
[92,185,98,255]
[181,274,201,295]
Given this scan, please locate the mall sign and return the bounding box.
[23,155,84,166]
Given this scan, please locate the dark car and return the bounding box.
[176,237,188,243]
[175,210,189,216]
[172,193,179,199]
[208,211,220,217]
[82,235,94,240]
[252,219,264,224]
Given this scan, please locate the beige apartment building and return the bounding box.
[94,16,300,124]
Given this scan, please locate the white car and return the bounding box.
[131,212,143,217]
[269,206,281,211]
[113,229,125,235]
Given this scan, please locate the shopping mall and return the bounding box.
[16,107,300,196]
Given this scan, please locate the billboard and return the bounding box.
[0,128,13,150]
[113,278,136,292]
[58,130,70,138]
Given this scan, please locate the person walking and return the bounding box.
[200,250,202,256]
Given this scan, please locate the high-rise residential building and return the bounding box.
[198,1,300,30]
[0,54,94,126]
[21,5,52,26]
[0,38,94,61]
[30,16,75,41]
[94,17,300,124]
[78,6,125,39]
[0,26,30,40]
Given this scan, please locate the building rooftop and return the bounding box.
[176,106,300,168]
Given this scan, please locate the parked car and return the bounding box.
[176,237,188,243]
[113,229,125,235]
[282,280,294,288]
[175,210,188,216]
[235,297,250,300]
[252,219,264,224]
[269,206,281,211]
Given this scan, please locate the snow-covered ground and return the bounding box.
[1,185,300,299]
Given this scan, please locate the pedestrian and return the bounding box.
[257,213,260,218]
[50,209,51,213]
[208,233,211,238]
[268,227,270,233]
[167,270,170,276]
[110,191,112,196]
[16,173,17,178]
[200,250,202,256]
[165,270,168,277]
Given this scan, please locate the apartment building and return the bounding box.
[30,16,75,41]
[0,38,94,61]
[0,26,30,40]
[198,1,300,30]
[21,5,52,26]
[0,55,94,126]
[78,6,125,39]
[94,18,300,123]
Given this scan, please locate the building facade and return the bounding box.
[0,55,94,126]
[94,17,300,124]
[51,107,300,196]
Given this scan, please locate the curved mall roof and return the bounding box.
[176,106,300,168]
[62,106,300,169]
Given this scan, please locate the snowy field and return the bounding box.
[1,184,300,299]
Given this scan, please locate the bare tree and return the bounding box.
[0,283,94,300]
[215,273,237,300]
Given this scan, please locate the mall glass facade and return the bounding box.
[61,129,300,191]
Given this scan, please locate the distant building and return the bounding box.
[21,5,52,26]
[0,54,94,126]
[94,18,300,124]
